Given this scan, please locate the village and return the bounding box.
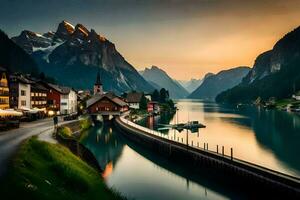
[0,67,173,131]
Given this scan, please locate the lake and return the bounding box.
[81,99,300,199]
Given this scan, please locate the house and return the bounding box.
[126,92,144,109]
[60,87,77,115]
[145,93,152,101]
[86,93,128,114]
[9,74,32,109]
[0,67,9,109]
[43,83,61,113]
[44,83,77,115]
[292,91,300,100]
[147,101,160,114]
[30,82,48,109]
[86,73,128,114]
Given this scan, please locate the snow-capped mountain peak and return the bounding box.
[12,21,154,93]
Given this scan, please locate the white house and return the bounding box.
[145,94,152,101]
[9,75,32,109]
[19,82,31,109]
[292,91,300,101]
[46,84,78,115]
[60,87,77,115]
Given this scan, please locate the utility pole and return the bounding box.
[176,108,179,124]
[186,129,188,149]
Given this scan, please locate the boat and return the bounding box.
[158,121,206,132]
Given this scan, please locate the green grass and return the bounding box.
[0,137,125,200]
[79,116,93,131]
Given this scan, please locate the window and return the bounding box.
[31,92,34,97]
[61,102,67,106]
[21,90,26,96]
[21,100,26,106]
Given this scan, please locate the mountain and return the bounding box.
[0,30,39,76]
[140,66,189,98]
[178,73,214,93]
[178,78,203,93]
[216,26,300,104]
[188,67,250,100]
[12,21,154,93]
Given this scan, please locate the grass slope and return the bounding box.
[0,137,124,200]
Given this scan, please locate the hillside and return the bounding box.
[12,21,154,93]
[140,66,189,98]
[188,67,250,100]
[0,30,39,76]
[216,26,300,104]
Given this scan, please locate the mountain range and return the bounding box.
[11,21,154,93]
[139,66,189,98]
[177,78,203,93]
[188,67,250,100]
[216,26,300,104]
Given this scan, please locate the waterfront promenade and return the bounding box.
[115,115,300,198]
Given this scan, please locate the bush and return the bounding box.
[58,127,72,138]
[79,117,92,131]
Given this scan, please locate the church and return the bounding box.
[86,71,129,114]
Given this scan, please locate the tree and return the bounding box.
[139,95,148,110]
[167,99,175,109]
[159,88,168,103]
[39,72,46,80]
[152,89,160,101]
[121,92,127,99]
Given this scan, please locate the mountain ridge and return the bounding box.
[216,25,300,104]
[188,66,250,100]
[12,20,154,93]
[140,66,189,98]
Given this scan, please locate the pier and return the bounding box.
[114,115,300,198]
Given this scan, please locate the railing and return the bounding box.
[119,115,300,182]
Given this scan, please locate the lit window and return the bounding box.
[21,100,26,106]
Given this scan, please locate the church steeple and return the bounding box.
[95,70,102,85]
[94,70,103,95]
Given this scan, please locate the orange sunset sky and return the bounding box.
[2,0,300,80]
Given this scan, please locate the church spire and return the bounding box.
[94,70,103,95]
[95,70,102,85]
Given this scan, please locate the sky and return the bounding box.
[1,0,300,80]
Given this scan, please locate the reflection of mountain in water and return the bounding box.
[204,103,300,174]
[80,124,125,171]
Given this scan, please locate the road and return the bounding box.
[0,118,57,177]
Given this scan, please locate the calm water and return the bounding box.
[81,99,300,200]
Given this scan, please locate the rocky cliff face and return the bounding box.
[243,26,300,85]
[12,21,154,93]
[216,26,300,104]
[140,66,189,98]
[242,51,272,84]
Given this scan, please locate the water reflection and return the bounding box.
[81,122,233,200]
[81,125,125,173]
[80,100,300,200]
[139,100,300,177]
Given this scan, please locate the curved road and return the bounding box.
[0,118,57,177]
